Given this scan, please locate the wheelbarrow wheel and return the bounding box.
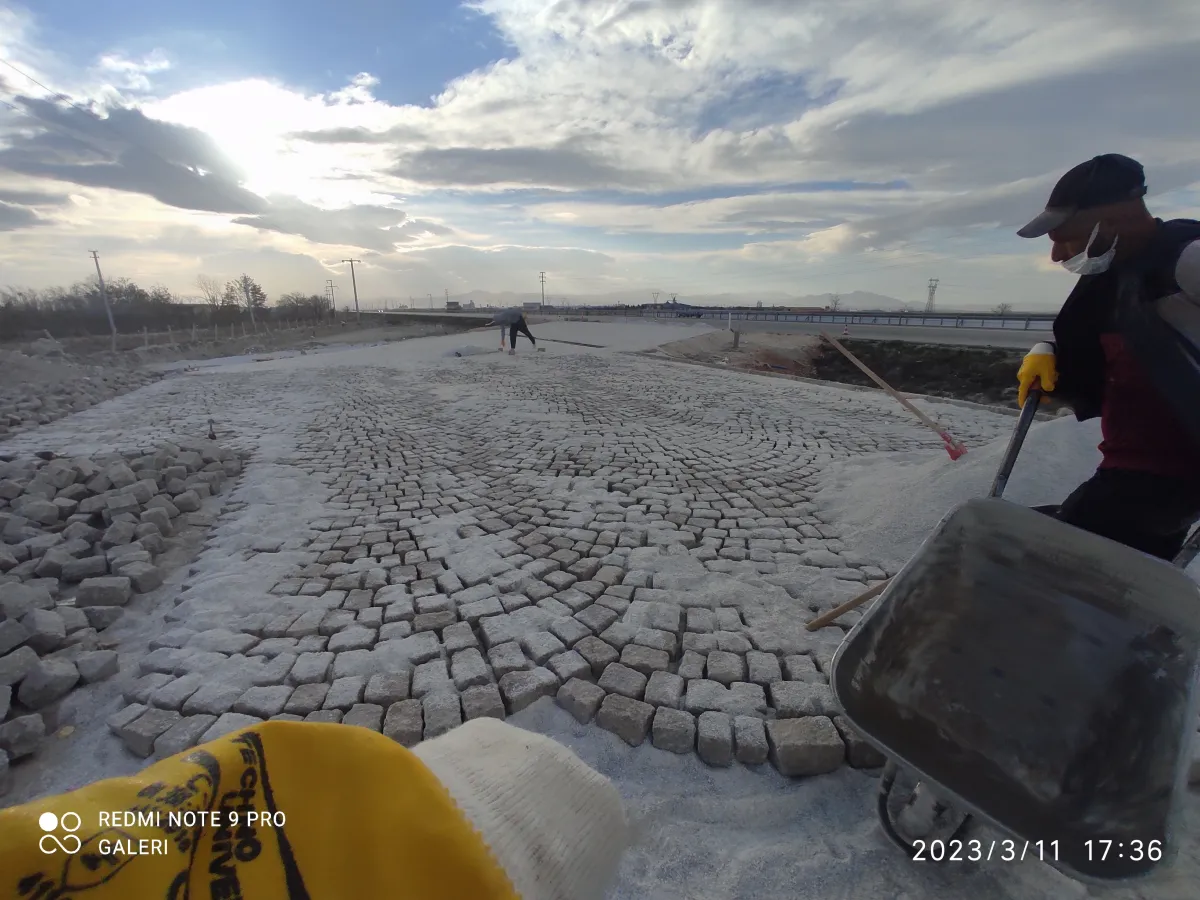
[877,762,974,859]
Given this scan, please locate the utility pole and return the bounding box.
[444,288,449,307]
[327,280,338,316]
[427,293,433,309]
[924,278,940,313]
[652,291,659,305]
[539,271,547,309]
[342,259,361,323]
[89,251,118,352]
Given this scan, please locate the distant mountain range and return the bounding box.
[424,289,919,311]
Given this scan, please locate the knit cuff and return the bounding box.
[413,719,628,900]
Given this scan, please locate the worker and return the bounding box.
[491,308,538,354]
[0,718,627,900]
[1015,153,1200,560]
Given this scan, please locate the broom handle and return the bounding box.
[819,332,958,444]
[806,580,890,631]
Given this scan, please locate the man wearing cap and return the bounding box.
[1015,154,1200,560]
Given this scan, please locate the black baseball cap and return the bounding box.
[1016,154,1147,238]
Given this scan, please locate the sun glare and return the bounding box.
[143,80,337,200]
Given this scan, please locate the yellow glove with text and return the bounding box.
[0,719,627,900]
[1017,341,1057,407]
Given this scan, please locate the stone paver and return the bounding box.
[0,338,1013,783]
[595,693,654,746]
[697,711,734,767]
[556,678,606,724]
[383,699,423,745]
[651,707,696,754]
[766,717,845,777]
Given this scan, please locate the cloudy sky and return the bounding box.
[1,1,1198,311]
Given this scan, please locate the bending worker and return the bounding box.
[491,307,538,354]
[1015,153,1200,560]
[0,718,627,900]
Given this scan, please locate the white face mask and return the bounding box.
[1060,223,1118,275]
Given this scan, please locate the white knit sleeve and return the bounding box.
[1176,240,1200,300]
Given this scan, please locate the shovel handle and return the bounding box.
[989,385,1043,499]
[806,579,891,631]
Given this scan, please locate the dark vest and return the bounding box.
[1053,219,1200,451]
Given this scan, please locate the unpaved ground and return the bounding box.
[660,330,821,376]
[0,321,477,440]
[659,330,1044,409]
[58,320,469,366]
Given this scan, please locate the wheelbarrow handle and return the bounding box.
[989,386,1043,500]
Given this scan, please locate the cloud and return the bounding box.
[0,186,70,207]
[394,138,657,190]
[92,50,171,92]
[0,94,267,214]
[0,201,46,231]
[232,199,454,253]
[2,0,1200,310]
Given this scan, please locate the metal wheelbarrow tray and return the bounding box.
[831,497,1200,884]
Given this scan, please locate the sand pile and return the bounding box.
[815,415,1104,569]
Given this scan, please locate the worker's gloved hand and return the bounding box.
[1017,341,1057,407]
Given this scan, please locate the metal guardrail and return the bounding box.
[574,308,1055,332]
[365,307,1055,332]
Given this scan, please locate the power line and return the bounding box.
[0,57,94,116]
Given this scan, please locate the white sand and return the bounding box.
[510,698,1199,900]
[815,415,1106,570]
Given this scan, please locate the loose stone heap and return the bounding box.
[0,345,160,440]
[0,441,243,792]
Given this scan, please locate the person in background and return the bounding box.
[1015,153,1200,560]
[0,718,627,900]
[491,308,538,354]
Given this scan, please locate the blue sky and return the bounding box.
[22,0,514,106]
[0,1,1197,309]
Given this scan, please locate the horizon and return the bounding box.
[1,1,1197,312]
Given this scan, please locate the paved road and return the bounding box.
[698,319,1048,349]
[363,310,1049,349]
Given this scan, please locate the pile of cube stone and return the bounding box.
[0,348,160,441]
[0,441,243,794]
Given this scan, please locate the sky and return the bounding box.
[0,1,1198,312]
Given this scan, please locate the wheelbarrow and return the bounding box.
[830,388,1200,885]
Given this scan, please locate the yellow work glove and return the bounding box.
[1017,341,1057,407]
[0,719,627,900]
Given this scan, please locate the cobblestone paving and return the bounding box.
[5,351,1016,771]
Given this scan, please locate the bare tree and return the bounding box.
[828,293,842,312]
[196,275,222,317]
[993,302,1014,316]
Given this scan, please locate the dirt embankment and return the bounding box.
[810,339,1027,407]
[659,331,1056,410]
